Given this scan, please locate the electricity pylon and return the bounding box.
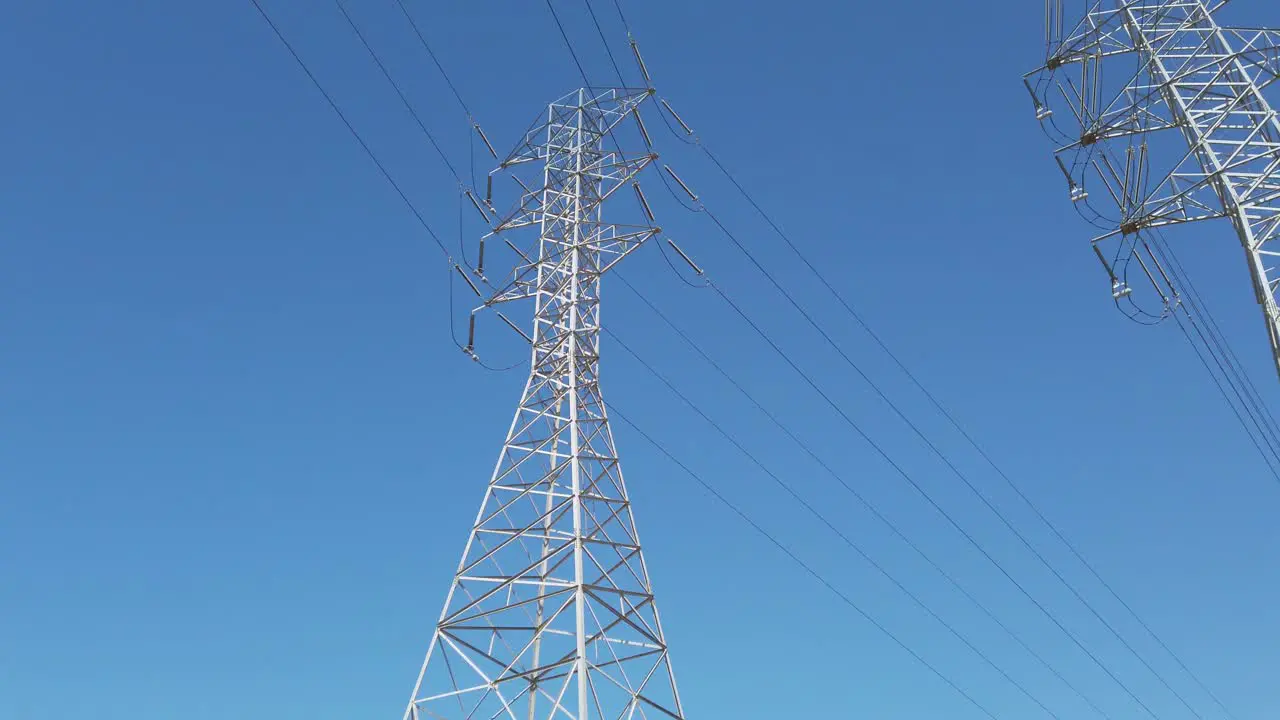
[401,87,686,720]
[1026,0,1280,375]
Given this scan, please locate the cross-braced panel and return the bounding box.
[1027,1,1280,375]
[403,89,684,720]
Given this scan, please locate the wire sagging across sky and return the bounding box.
[244,0,1253,717]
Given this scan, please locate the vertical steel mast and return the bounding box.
[1027,1,1280,376]
[403,87,683,720]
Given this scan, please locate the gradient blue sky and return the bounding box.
[2,1,1278,718]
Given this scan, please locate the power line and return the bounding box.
[1027,1,1280,704]
[592,2,1234,714]
[546,0,592,89]
[612,272,1115,719]
[257,7,1072,714]
[703,110,1273,634]
[400,14,1107,701]
[1160,236,1280,443]
[552,7,1181,717]
[608,326,1076,719]
[1148,240,1280,474]
[608,405,1004,720]
[247,0,507,365]
[392,0,500,193]
[380,12,1032,710]
[703,193,1215,720]
[1149,231,1280,484]
[246,0,453,264]
[1172,305,1280,473]
[334,0,462,183]
[583,0,627,87]
[699,265,1166,718]
[1137,242,1272,717]
[392,0,475,120]
[609,0,631,33]
[285,3,1231,716]
[1181,301,1280,471]
[254,9,1026,709]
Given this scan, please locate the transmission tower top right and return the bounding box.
[1025,1,1280,377]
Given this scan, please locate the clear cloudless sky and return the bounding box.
[2,1,1278,718]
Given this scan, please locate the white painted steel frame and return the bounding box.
[402,88,685,720]
[1028,1,1280,376]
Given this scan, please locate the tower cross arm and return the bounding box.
[482,226,661,308]
[406,86,688,719]
[492,152,658,235]
[496,88,655,170]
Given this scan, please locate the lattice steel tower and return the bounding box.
[1026,1,1280,374]
[401,87,685,720]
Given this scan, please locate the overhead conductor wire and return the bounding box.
[242,19,993,714]
[247,0,491,358]
[248,0,453,263]
[252,1,1214,717]
[1081,132,1280,483]
[1023,21,1263,712]
[1151,230,1280,481]
[556,2,1210,718]
[691,158,1199,720]
[555,3,1106,718]
[337,1,530,374]
[607,328,1070,720]
[335,0,462,183]
[594,2,1228,719]
[253,2,1022,714]
[290,2,1039,712]
[611,274,1114,720]
[297,2,1045,716]
[608,405,1004,720]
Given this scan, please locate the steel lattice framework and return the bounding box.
[402,87,685,720]
[1027,0,1280,375]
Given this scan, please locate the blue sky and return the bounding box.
[2,1,1279,718]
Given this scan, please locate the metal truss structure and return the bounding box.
[402,87,686,720]
[1026,0,1280,375]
